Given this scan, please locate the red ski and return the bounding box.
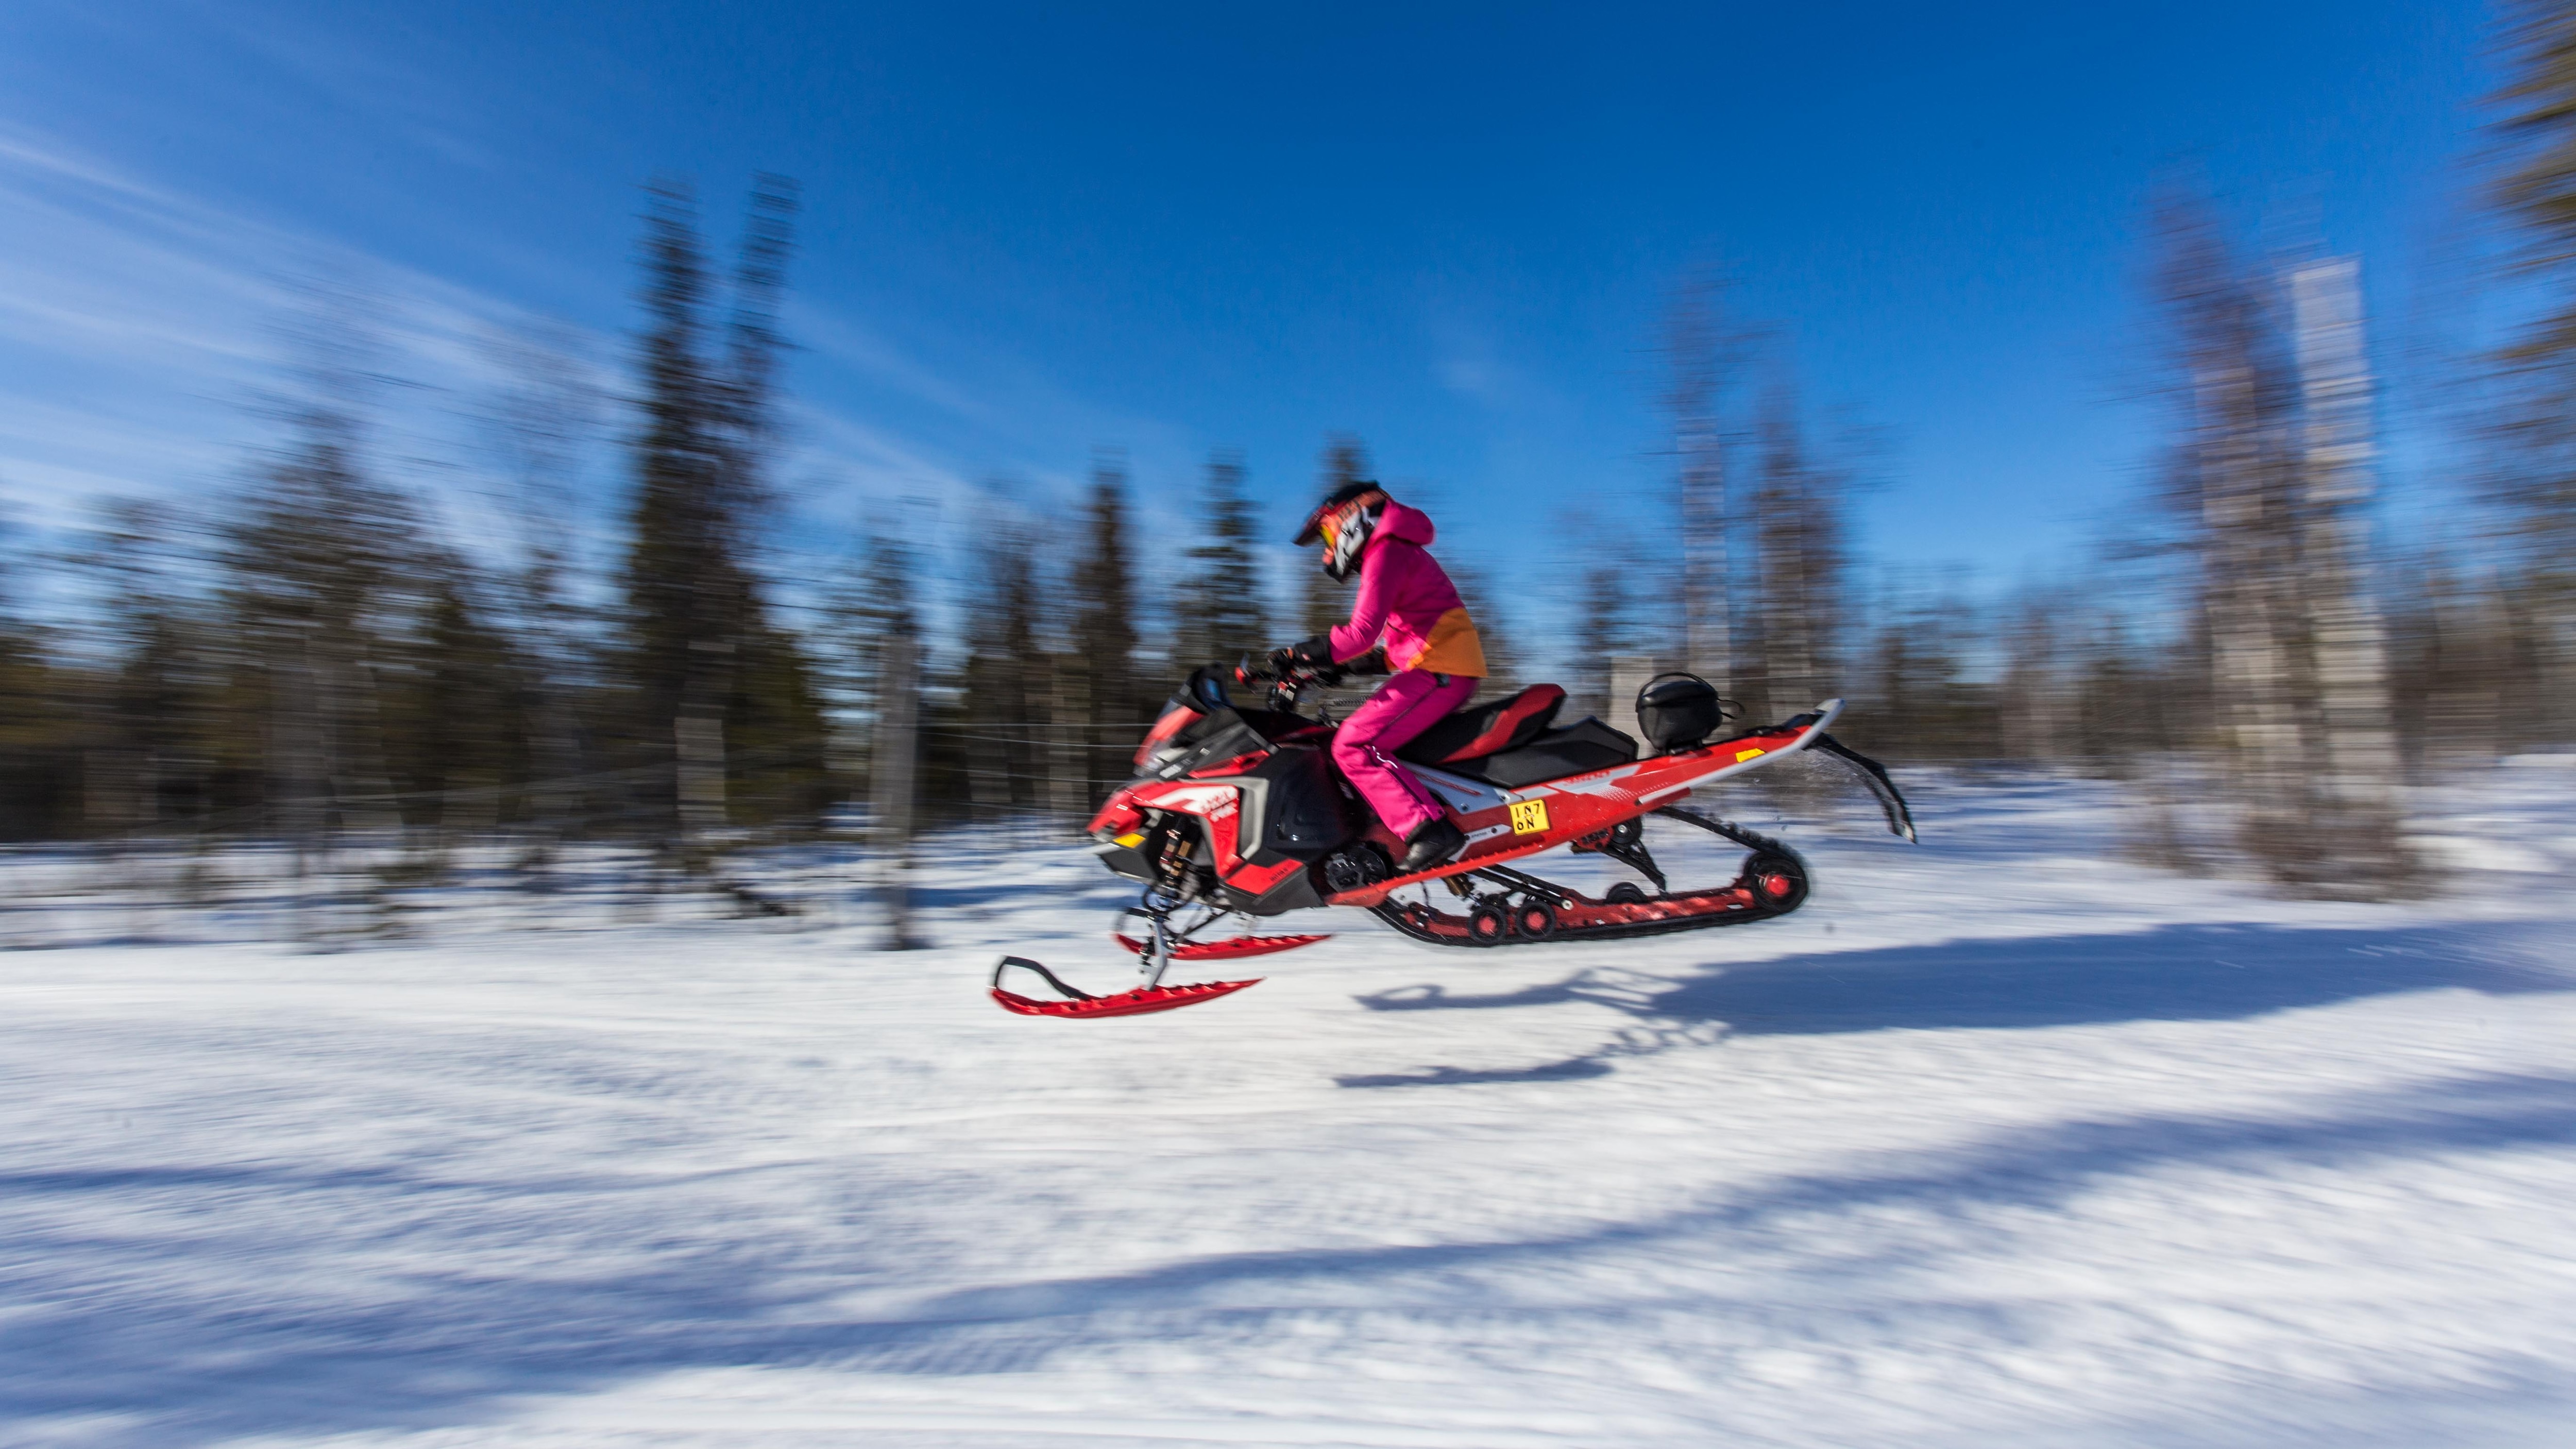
[1109,931,1330,961]
[990,956,1261,1018]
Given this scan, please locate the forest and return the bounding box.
[4,14,2576,908]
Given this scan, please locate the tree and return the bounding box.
[379,560,531,830]
[1665,270,1740,696]
[2486,0,2576,737]
[615,175,824,837]
[826,523,924,786]
[1174,451,1267,670]
[0,515,78,840]
[1568,560,1634,718]
[2148,190,2404,887]
[1744,376,1849,723]
[473,322,603,836]
[221,293,426,838]
[1069,454,1146,799]
[959,506,1047,815]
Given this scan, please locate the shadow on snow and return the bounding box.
[1337,919,2569,1088]
[7,1071,2575,1443]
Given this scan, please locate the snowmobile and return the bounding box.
[991,661,1916,1018]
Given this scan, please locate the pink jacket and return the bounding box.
[1327,501,1487,677]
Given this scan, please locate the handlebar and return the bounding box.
[1233,654,1342,711]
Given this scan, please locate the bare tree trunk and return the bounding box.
[677,639,733,838]
[2290,258,2403,876]
[2193,343,2302,849]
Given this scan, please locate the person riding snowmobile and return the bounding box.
[1272,482,1485,873]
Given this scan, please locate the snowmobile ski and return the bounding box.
[1109,931,1330,961]
[990,956,1261,1018]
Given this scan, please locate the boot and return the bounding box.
[1399,815,1466,873]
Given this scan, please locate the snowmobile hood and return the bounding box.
[1368,500,1436,553]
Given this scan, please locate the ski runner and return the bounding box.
[1273,482,1485,873]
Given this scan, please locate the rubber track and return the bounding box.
[1367,809,1809,949]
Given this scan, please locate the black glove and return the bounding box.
[1267,636,1335,675]
[1341,646,1389,677]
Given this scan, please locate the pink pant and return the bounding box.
[1332,669,1480,839]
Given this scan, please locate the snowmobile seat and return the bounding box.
[1396,683,1565,766]
[1433,715,1639,788]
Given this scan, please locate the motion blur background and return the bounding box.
[0,0,2569,918]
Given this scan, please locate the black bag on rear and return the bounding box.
[1636,673,1725,753]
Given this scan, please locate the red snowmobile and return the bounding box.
[991,663,1916,1018]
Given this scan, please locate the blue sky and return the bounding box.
[0,0,2500,644]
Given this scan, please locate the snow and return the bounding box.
[4,770,2575,1447]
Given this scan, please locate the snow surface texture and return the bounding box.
[5,769,2576,1448]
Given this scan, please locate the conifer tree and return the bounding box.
[615,175,824,835]
[1175,451,1268,670]
[0,521,76,840]
[1070,454,1144,798]
[960,512,1045,813]
[380,560,529,828]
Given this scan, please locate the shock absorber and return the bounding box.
[1154,828,1203,902]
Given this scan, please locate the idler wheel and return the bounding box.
[1604,881,1649,904]
[1745,852,1808,912]
[1515,901,1557,940]
[1467,903,1511,945]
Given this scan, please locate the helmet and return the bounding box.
[1293,482,1388,582]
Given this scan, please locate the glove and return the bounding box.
[1267,636,1335,676]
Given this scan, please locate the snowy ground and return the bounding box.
[5,767,2576,1447]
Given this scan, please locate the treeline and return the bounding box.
[6,4,2576,871]
[0,175,1404,847]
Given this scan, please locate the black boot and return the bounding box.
[1399,815,1466,873]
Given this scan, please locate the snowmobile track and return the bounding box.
[1368,807,1811,948]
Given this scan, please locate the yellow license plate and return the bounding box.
[1734,747,1767,762]
[1509,799,1550,834]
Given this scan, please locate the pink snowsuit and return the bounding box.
[1324,502,1486,839]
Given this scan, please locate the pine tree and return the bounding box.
[1070,454,1145,799]
[960,512,1045,814]
[0,522,77,840]
[1175,451,1268,671]
[615,176,824,836]
[380,559,531,829]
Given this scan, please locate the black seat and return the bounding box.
[1395,684,1566,766]
[1435,715,1638,787]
